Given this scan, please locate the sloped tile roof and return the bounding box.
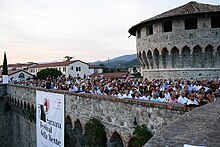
[129,1,220,35]
[0,70,34,77]
[29,60,87,68]
[90,72,128,78]
[89,64,104,69]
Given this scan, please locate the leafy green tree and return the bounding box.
[36,68,63,79]
[128,125,153,147]
[84,118,107,147]
[2,52,8,75]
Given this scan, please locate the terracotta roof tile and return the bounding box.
[89,64,104,69]
[90,72,128,78]
[30,60,78,68]
[129,1,220,35]
[0,70,34,77]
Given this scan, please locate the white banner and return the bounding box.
[2,75,8,84]
[36,91,64,147]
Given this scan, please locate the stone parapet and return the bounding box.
[4,84,189,146]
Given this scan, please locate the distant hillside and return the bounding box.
[90,54,139,68]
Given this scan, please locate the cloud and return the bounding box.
[0,0,219,63]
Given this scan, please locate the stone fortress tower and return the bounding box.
[129,1,220,80]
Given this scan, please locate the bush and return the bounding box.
[128,125,153,147]
[36,68,63,79]
[84,118,107,147]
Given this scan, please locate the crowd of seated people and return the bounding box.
[12,75,220,106]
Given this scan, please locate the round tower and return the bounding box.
[129,1,220,80]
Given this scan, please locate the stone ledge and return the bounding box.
[143,68,220,72]
[7,84,190,112]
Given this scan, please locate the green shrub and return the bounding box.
[129,125,153,147]
[36,68,63,79]
[84,118,107,147]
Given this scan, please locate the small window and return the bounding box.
[70,66,74,70]
[63,67,66,72]
[163,21,172,32]
[18,73,25,79]
[146,25,153,36]
[76,67,81,72]
[137,29,141,39]
[185,18,197,30]
[211,16,220,28]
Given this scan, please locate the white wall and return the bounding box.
[9,71,33,81]
[67,61,90,78]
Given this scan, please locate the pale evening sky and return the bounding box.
[0,0,219,64]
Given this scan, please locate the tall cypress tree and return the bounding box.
[2,51,8,75]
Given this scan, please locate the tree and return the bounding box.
[36,68,63,79]
[64,56,73,61]
[2,51,8,75]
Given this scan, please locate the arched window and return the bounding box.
[109,131,124,147]
[142,51,149,69]
[182,46,191,68]
[217,46,220,68]
[153,49,159,69]
[204,45,214,67]
[171,47,179,68]
[18,73,25,79]
[147,50,154,69]
[74,119,83,134]
[193,45,203,68]
[138,52,145,68]
[161,48,169,69]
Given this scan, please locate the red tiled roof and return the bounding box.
[90,72,128,78]
[29,60,80,68]
[0,70,34,77]
[89,64,104,69]
[129,1,220,35]
[0,62,36,68]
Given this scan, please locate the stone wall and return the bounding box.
[4,84,190,146]
[0,86,12,147]
[144,99,220,147]
[136,15,220,80]
[142,68,220,80]
[137,18,219,54]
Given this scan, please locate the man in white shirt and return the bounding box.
[122,90,132,99]
[187,93,199,105]
[140,92,150,101]
[178,90,188,104]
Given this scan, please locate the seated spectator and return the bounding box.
[122,90,132,99]
[140,92,150,101]
[164,88,171,101]
[187,93,199,106]
[178,90,188,104]
[158,91,167,102]
[169,92,178,104]
[134,91,141,100]
[150,92,159,102]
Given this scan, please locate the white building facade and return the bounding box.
[29,60,103,78]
